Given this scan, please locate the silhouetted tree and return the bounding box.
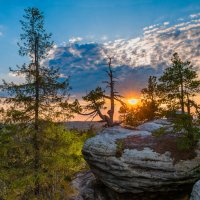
[119,76,160,126]
[141,76,160,120]
[75,57,124,126]
[158,53,200,114]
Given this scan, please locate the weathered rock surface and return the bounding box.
[82,119,200,199]
[190,180,200,200]
[71,170,117,200]
[71,171,95,200]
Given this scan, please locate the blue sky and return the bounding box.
[0,0,200,75]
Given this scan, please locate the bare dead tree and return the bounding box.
[73,57,125,126]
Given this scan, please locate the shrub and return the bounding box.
[116,140,125,157]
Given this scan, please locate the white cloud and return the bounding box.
[101,35,108,41]
[41,15,200,98]
[59,73,70,78]
[190,13,200,18]
[68,47,81,57]
[192,19,200,23]
[179,23,200,31]
[101,16,200,68]
[178,17,184,21]
[144,27,159,35]
[163,21,170,26]
[0,72,24,84]
[143,24,159,31]
[69,37,83,43]
[0,32,3,36]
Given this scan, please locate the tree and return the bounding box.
[75,57,124,127]
[158,53,200,114]
[119,76,160,127]
[141,76,160,120]
[1,7,72,198]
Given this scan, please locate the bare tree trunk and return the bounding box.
[180,70,185,114]
[186,93,190,115]
[108,58,114,126]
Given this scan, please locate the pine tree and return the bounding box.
[1,7,72,198]
[141,76,160,120]
[158,52,200,114]
[119,76,160,126]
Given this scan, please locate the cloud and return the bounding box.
[45,15,200,97]
[101,35,108,41]
[190,13,200,19]
[69,37,83,43]
[0,72,24,85]
[178,18,184,21]
[0,32,2,36]
[163,21,170,26]
[143,24,159,31]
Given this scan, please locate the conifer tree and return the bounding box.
[141,76,159,120]
[158,52,200,114]
[119,76,160,126]
[1,7,71,198]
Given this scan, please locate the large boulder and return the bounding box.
[190,180,200,200]
[71,170,118,200]
[82,120,200,199]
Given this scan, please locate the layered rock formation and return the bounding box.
[190,180,200,200]
[82,120,200,199]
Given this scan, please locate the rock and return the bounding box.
[71,171,95,200]
[136,119,172,132]
[71,170,114,200]
[82,120,200,199]
[190,180,200,200]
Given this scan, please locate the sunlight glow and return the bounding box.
[127,98,139,105]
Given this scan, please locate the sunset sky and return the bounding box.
[0,0,200,120]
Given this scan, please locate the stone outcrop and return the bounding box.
[190,180,200,200]
[82,120,200,199]
[71,170,118,200]
[71,171,95,200]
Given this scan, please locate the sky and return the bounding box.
[0,0,200,76]
[0,0,200,120]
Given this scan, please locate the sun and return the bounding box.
[127,98,139,105]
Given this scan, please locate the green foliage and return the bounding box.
[119,105,144,127]
[152,127,168,137]
[83,87,106,111]
[0,121,92,200]
[119,76,161,127]
[173,114,200,149]
[141,76,160,120]
[115,140,125,157]
[1,7,77,199]
[158,52,200,114]
[152,114,200,150]
[2,7,72,123]
[176,136,196,151]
